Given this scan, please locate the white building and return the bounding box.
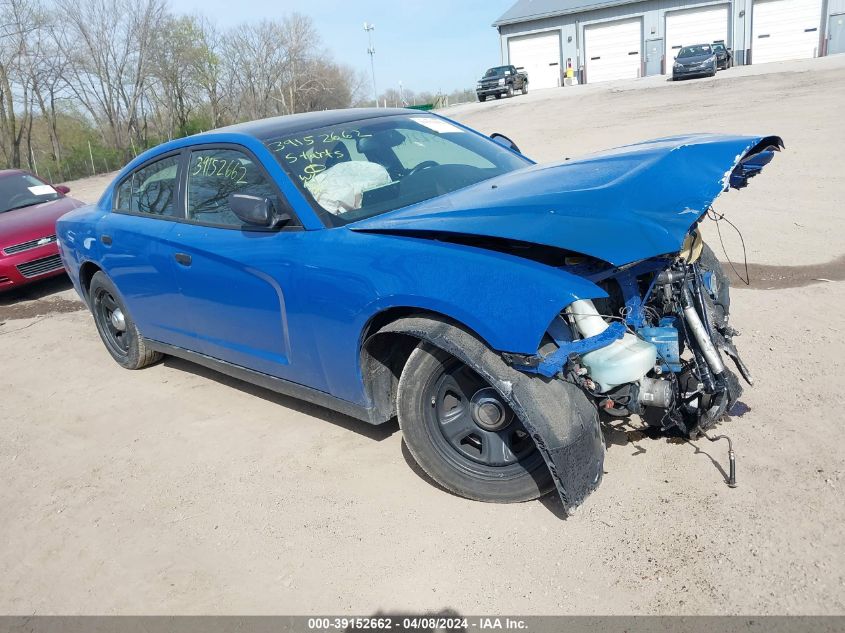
[494,0,845,86]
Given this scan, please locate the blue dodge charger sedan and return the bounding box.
[56,108,781,513]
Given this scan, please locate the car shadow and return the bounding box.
[159,355,400,442]
[0,274,73,305]
[599,410,736,483]
[400,435,571,519]
[0,275,84,323]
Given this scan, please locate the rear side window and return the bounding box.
[114,155,180,217]
[186,148,287,227]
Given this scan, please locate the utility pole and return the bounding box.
[364,22,377,107]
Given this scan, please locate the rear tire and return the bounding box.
[397,342,552,503]
[89,271,162,370]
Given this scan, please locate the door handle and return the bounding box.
[100,234,112,245]
[174,253,192,266]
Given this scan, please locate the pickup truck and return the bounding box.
[476,65,528,101]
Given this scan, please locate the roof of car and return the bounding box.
[212,108,413,140]
[0,169,27,179]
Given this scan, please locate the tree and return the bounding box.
[53,0,167,154]
[0,0,40,168]
[0,2,405,180]
[149,14,206,138]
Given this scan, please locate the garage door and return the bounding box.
[507,31,561,90]
[584,18,642,83]
[665,5,730,71]
[752,0,823,63]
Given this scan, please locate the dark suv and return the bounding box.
[476,65,528,101]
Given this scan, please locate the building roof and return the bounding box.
[493,0,641,26]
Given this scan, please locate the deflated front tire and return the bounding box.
[386,316,604,511]
[398,342,553,503]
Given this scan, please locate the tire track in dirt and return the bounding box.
[724,254,845,290]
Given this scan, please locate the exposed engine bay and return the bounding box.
[506,229,751,439]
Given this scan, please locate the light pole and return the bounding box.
[364,22,377,107]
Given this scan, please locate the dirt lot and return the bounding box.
[1,57,844,615]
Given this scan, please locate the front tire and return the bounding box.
[397,342,552,503]
[89,271,162,370]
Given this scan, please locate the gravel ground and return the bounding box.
[1,56,843,616]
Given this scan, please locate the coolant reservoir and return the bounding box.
[566,300,657,393]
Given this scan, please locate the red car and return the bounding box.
[0,169,85,291]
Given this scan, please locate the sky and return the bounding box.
[174,0,516,96]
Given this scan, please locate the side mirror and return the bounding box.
[490,132,521,154]
[54,184,70,195]
[229,193,291,228]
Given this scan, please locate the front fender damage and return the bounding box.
[377,315,604,515]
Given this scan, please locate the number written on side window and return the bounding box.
[186,148,287,227]
[114,155,179,217]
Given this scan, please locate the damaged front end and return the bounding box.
[507,231,747,438]
[354,131,783,513]
[498,134,784,509]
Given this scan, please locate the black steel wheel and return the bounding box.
[89,271,162,370]
[397,342,551,502]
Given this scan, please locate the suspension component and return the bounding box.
[682,286,725,376]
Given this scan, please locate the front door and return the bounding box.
[168,145,326,391]
[645,38,664,75]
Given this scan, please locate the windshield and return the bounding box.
[712,43,725,52]
[678,44,713,58]
[265,114,530,226]
[483,66,510,78]
[0,173,60,213]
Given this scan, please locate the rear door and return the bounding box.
[167,144,327,390]
[100,152,194,348]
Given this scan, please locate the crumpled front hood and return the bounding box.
[350,134,783,267]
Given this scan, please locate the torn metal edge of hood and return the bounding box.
[722,135,784,191]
